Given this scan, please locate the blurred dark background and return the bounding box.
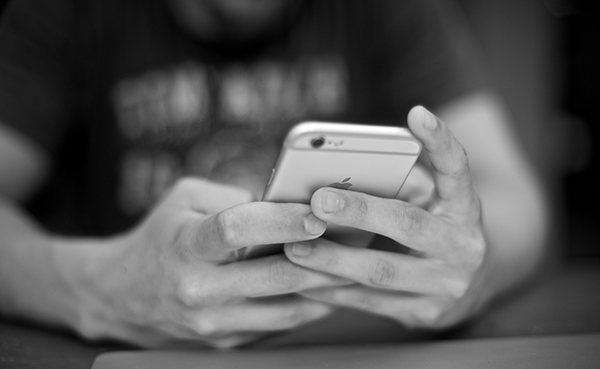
[0,0,598,259]
[456,0,600,259]
[558,0,600,258]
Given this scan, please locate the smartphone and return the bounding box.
[243,121,422,259]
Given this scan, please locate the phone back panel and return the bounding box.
[252,122,421,255]
[263,149,419,203]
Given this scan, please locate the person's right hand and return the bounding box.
[77,178,344,348]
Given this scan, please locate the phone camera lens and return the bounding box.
[311,136,325,148]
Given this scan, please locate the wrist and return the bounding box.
[47,233,130,341]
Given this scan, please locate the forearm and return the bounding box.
[0,197,116,335]
[477,172,549,299]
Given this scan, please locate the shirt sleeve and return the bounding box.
[0,0,79,154]
[368,0,492,119]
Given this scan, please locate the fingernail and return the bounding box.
[292,242,315,257]
[420,106,438,130]
[322,190,342,213]
[304,213,326,235]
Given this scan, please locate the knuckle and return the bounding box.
[411,304,444,328]
[175,279,204,308]
[355,196,370,221]
[76,313,103,342]
[322,288,375,312]
[193,315,221,337]
[206,336,252,349]
[267,258,301,291]
[282,305,316,328]
[470,238,487,267]
[322,247,340,267]
[460,233,487,270]
[174,275,220,308]
[436,139,470,177]
[451,145,470,176]
[466,193,483,221]
[396,204,425,237]
[456,143,469,164]
[445,278,470,300]
[442,239,487,300]
[351,291,377,311]
[367,258,397,287]
[175,221,202,260]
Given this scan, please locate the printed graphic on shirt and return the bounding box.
[112,62,211,145]
[112,55,348,214]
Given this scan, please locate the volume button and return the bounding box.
[267,168,276,186]
[261,168,277,201]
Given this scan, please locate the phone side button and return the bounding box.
[261,168,277,202]
[267,168,276,186]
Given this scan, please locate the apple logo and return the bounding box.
[328,177,353,190]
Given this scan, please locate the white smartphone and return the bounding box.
[244,121,422,259]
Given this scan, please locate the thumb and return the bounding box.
[406,106,478,215]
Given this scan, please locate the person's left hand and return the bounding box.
[283,106,491,330]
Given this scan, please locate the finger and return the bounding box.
[182,202,327,258]
[170,177,255,214]
[95,310,266,349]
[285,240,466,297]
[396,164,434,208]
[144,327,266,349]
[407,106,479,216]
[188,296,334,336]
[300,285,455,329]
[310,187,446,251]
[216,254,352,298]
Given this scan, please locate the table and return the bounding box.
[2,259,599,369]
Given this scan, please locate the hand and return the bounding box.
[284,106,490,330]
[396,162,435,209]
[80,178,346,348]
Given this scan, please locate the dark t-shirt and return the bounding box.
[0,0,488,235]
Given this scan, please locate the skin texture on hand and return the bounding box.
[77,178,349,348]
[283,106,492,330]
[0,94,544,346]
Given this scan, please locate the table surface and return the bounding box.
[92,333,600,369]
[2,259,600,369]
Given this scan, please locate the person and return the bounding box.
[0,0,548,348]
